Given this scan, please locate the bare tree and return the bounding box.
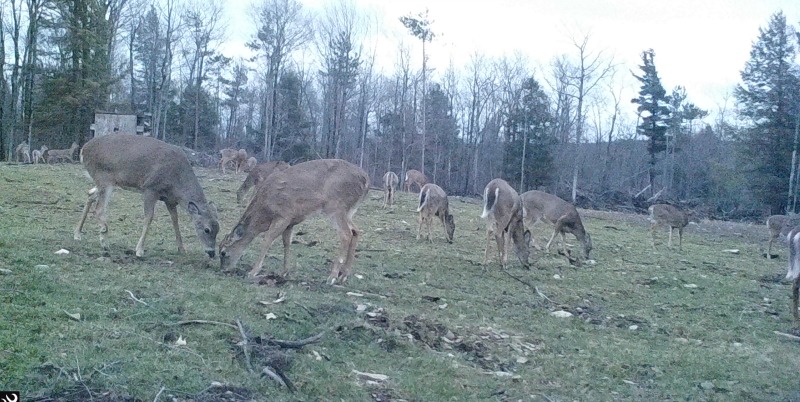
[400,9,434,176]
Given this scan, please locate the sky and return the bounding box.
[220,0,800,122]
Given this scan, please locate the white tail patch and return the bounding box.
[88,187,98,195]
[417,188,428,212]
[788,230,800,281]
[480,187,497,219]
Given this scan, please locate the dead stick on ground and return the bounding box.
[267,331,325,349]
[166,320,237,329]
[153,386,165,402]
[501,270,556,304]
[125,289,149,306]
[262,366,288,388]
[331,285,388,299]
[236,319,254,373]
[774,330,800,341]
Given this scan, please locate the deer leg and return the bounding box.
[768,236,775,256]
[416,213,424,240]
[166,202,185,253]
[249,222,288,278]
[650,222,658,250]
[794,277,800,326]
[328,214,356,284]
[74,187,98,240]
[678,227,683,251]
[483,228,494,266]
[668,227,674,248]
[94,185,115,253]
[135,192,158,257]
[278,225,295,277]
[496,230,508,267]
[339,223,361,284]
[427,215,434,243]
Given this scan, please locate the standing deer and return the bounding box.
[74,134,219,258]
[244,156,258,172]
[481,178,530,268]
[47,142,79,163]
[404,169,428,193]
[648,204,691,250]
[520,190,592,260]
[15,141,30,163]
[416,183,455,243]
[219,159,370,284]
[32,145,48,164]
[786,227,800,326]
[220,148,238,174]
[236,160,290,204]
[767,214,791,257]
[382,171,399,208]
[233,149,248,174]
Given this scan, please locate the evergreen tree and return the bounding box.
[632,49,672,194]
[503,77,555,191]
[735,11,800,213]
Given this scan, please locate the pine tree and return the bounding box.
[631,49,672,194]
[735,11,800,213]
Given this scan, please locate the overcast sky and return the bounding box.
[221,0,800,120]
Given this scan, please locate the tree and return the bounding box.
[735,11,800,213]
[400,9,434,176]
[503,77,554,191]
[632,48,672,196]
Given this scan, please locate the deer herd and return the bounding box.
[9,133,800,325]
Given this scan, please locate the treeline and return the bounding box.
[0,0,798,219]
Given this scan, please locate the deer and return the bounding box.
[47,142,79,163]
[416,183,455,243]
[233,149,249,174]
[767,214,792,258]
[74,133,219,258]
[219,159,370,284]
[786,227,800,326]
[219,148,239,174]
[244,156,258,172]
[382,171,399,208]
[404,169,428,193]
[520,190,592,260]
[236,160,291,204]
[15,141,30,163]
[481,178,531,268]
[32,145,48,164]
[648,204,692,251]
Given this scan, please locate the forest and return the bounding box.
[1,0,799,219]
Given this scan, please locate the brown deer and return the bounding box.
[416,183,455,243]
[786,227,800,325]
[219,159,370,284]
[74,133,219,258]
[648,204,692,251]
[520,190,592,260]
[32,145,48,164]
[47,142,79,163]
[219,148,239,174]
[15,141,30,163]
[382,171,399,208]
[767,214,790,257]
[481,178,530,268]
[244,156,258,172]
[236,160,290,204]
[404,169,428,193]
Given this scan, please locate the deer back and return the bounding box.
[383,171,399,189]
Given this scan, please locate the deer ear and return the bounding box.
[207,201,218,215]
[233,223,246,239]
[188,202,200,215]
[524,230,532,244]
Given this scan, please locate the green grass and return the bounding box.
[0,162,798,401]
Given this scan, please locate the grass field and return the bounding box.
[1,162,798,401]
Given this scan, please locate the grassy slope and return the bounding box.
[0,163,797,401]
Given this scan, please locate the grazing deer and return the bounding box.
[74,133,219,258]
[15,141,30,163]
[481,178,530,268]
[786,227,800,326]
[47,142,79,163]
[416,183,455,243]
[32,145,48,164]
[220,148,238,174]
[404,169,428,193]
[233,149,248,174]
[244,156,258,172]
[236,160,290,204]
[520,190,592,260]
[648,204,692,251]
[382,171,399,208]
[767,214,790,257]
[219,159,370,284]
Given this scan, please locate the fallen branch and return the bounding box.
[262,366,289,389]
[125,289,149,306]
[332,285,388,299]
[774,330,800,342]
[266,331,325,349]
[166,320,237,330]
[153,386,165,402]
[236,319,254,373]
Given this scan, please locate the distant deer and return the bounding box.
[244,156,258,172]
[416,183,455,243]
[236,160,290,204]
[47,142,79,163]
[521,190,592,260]
[648,204,692,250]
[767,214,791,257]
[32,145,48,164]
[786,227,800,326]
[481,178,530,268]
[220,148,239,174]
[232,149,248,174]
[15,141,30,163]
[219,159,370,284]
[74,133,219,258]
[382,171,399,208]
[404,169,428,193]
